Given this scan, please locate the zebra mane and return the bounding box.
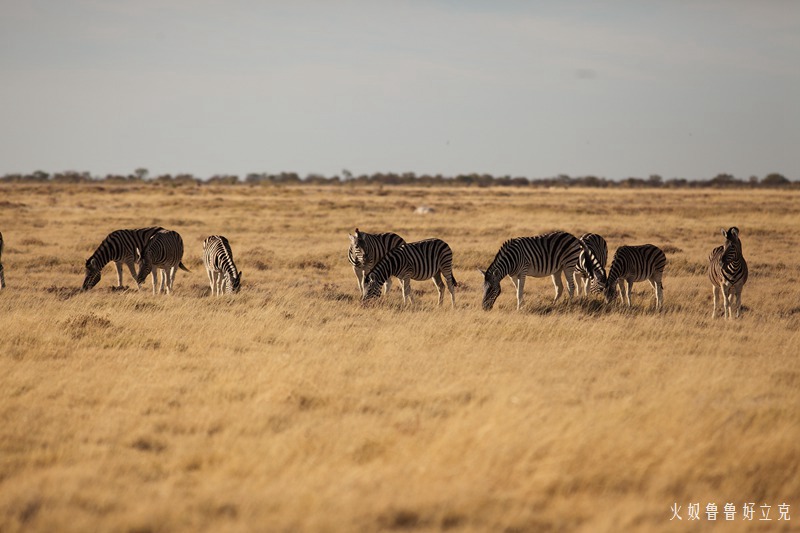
[484,239,518,278]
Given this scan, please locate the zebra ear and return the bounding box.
[719,228,727,237]
[477,268,486,277]
[349,233,357,245]
[237,270,242,278]
[730,227,739,238]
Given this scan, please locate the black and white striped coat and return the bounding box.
[708,227,748,319]
[348,228,405,296]
[203,235,241,295]
[604,244,666,309]
[574,232,608,297]
[362,238,458,307]
[135,229,190,295]
[479,231,582,310]
[0,230,5,289]
[82,227,164,290]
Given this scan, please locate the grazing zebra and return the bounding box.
[82,227,164,290]
[135,229,190,295]
[348,228,406,296]
[603,244,666,310]
[708,227,748,319]
[574,232,608,297]
[0,231,5,289]
[203,235,241,295]
[362,238,458,307]
[479,231,582,311]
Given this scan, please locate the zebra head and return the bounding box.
[602,281,618,304]
[134,247,152,285]
[82,257,102,290]
[348,229,368,267]
[226,270,242,294]
[720,227,741,257]
[362,271,383,302]
[478,268,502,311]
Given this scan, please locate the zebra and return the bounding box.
[203,235,241,295]
[82,227,164,290]
[135,229,190,295]
[574,232,608,297]
[479,231,582,311]
[348,228,406,296]
[0,231,5,289]
[362,238,458,307]
[603,244,667,310]
[708,227,748,319]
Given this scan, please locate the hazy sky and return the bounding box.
[1,1,798,180]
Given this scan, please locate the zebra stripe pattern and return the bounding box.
[203,235,241,295]
[575,232,608,296]
[479,231,582,310]
[708,226,748,319]
[348,228,406,296]
[363,238,458,307]
[603,244,667,309]
[135,229,190,295]
[0,231,5,289]
[82,226,164,290]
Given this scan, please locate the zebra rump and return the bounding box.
[136,229,190,294]
[480,231,581,310]
[203,235,241,295]
[362,238,457,307]
[348,228,405,296]
[82,226,164,290]
[708,226,748,319]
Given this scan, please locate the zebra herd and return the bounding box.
[0,225,748,318]
[80,227,239,296]
[348,227,747,318]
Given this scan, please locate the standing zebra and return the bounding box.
[135,229,190,295]
[0,231,5,289]
[708,227,748,319]
[603,244,666,310]
[82,227,164,290]
[203,235,241,295]
[362,238,458,307]
[479,231,581,311]
[574,232,608,297]
[348,228,406,296]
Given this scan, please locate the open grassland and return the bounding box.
[1,183,798,532]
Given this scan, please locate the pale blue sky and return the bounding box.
[1,1,798,179]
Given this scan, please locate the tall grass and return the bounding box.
[0,184,798,532]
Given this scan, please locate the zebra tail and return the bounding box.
[179,262,191,273]
[450,273,458,288]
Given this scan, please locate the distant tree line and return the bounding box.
[0,169,796,188]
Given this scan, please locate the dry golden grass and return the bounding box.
[1,183,798,532]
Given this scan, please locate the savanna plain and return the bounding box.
[1,183,798,532]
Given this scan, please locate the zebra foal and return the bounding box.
[203,235,241,295]
[362,238,458,307]
[0,231,5,289]
[348,228,405,296]
[479,231,581,311]
[82,227,164,290]
[574,232,608,297]
[708,227,748,319]
[603,244,666,310]
[135,229,190,295]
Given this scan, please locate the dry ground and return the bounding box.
[0,183,798,532]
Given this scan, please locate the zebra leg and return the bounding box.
[650,278,663,310]
[624,280,633,307]
[114,261,124,288]
[722,285,732,319]
[711,285,720,318]
[166,266,176,294]
[151,270,159,295]
[431,273,446,306]
[515,276,526,309]
[734,284,743,318]
[564,269,575,300]
[383,277,393,296]
[125,260,140,289]
[354,266,364,295]
[550,273,564,303]
[401,278,413,304]
[206,267,215,296]
[445,273,456,309]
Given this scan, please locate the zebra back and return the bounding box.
[708,227,748,287]
[606,244,667,290]
[83,226,163,290]
[484,231,581,280]
[577,233,608,288]
[364,238,456,294]
[348,228,406,271]
[136,230,187,284]
[203,235,241,293]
